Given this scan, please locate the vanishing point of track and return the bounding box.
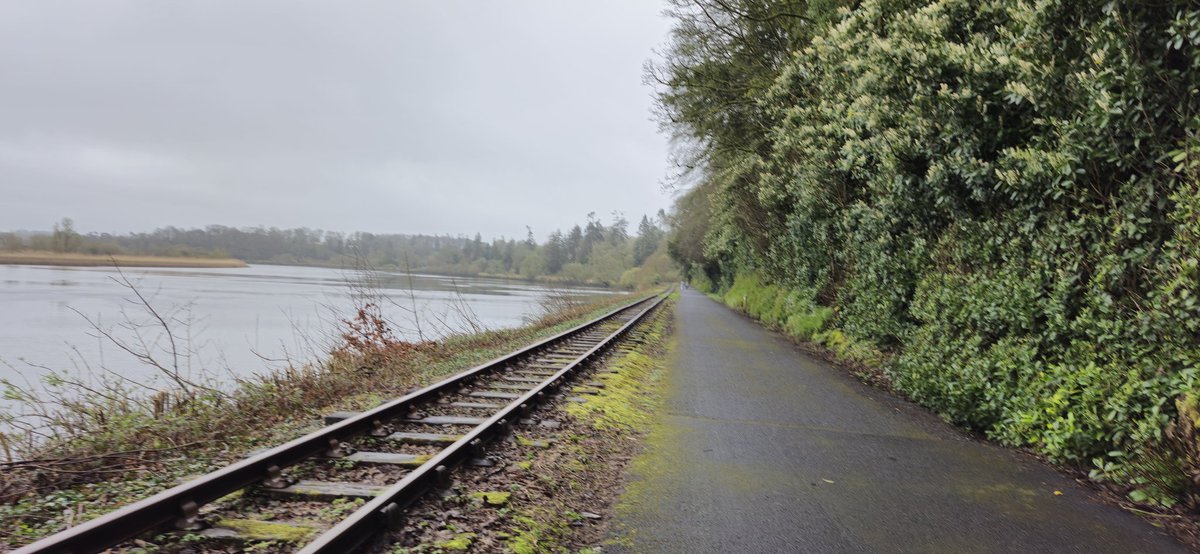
[15,292,669,554]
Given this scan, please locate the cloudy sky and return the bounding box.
[0,1,674,240]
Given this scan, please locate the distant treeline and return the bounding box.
[3,214,677,288]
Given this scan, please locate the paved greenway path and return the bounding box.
[609,288,1185,553]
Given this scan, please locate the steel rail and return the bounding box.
[300,291,668,553]
[13,293,660,554]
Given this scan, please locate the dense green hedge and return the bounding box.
[723,274,882,364]
[660,0,1200,503]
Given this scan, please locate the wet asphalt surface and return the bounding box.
[609,289,1187,553]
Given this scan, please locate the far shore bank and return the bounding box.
[256,260,631,290]
[0,251,247,268]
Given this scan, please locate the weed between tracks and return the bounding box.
[383,297,674,553]
[0,294,637,549]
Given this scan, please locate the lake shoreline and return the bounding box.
[0,251,247,268]
[254,260,629,290]
[0,255,634,291]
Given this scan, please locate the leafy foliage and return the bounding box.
[659,0,1200,502]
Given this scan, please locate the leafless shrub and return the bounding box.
[0,267,238,503]
[424,278,486,337]
[524,286,589,325]
[335,253,488,344]
[0,267,228,455]
[69,266,225,397]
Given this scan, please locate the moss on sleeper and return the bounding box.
[504,510,569,554]
[403,454,433,467]
[564,349,665,432]
[211,517,317,542]
[469,491,511,506]
[433,532,476,551]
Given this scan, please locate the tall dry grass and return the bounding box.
[0,251,245,268]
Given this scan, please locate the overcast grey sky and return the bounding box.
[0,1,673,240]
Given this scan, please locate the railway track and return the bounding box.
[14,292,669,554]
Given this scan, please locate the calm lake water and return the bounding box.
[0,264,618,396]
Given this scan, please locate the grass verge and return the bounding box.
[719,274,889,387]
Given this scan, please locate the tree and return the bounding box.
[1,232,22,251]
[608,212,629,244]
[583,212,605,242]
[464,232,484,260]
[543,231,569,274]
[566,225,583,262]
[502,241,515,272]
[581,212,605,263]
[52,217,80,253]
[633,214,663,266]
